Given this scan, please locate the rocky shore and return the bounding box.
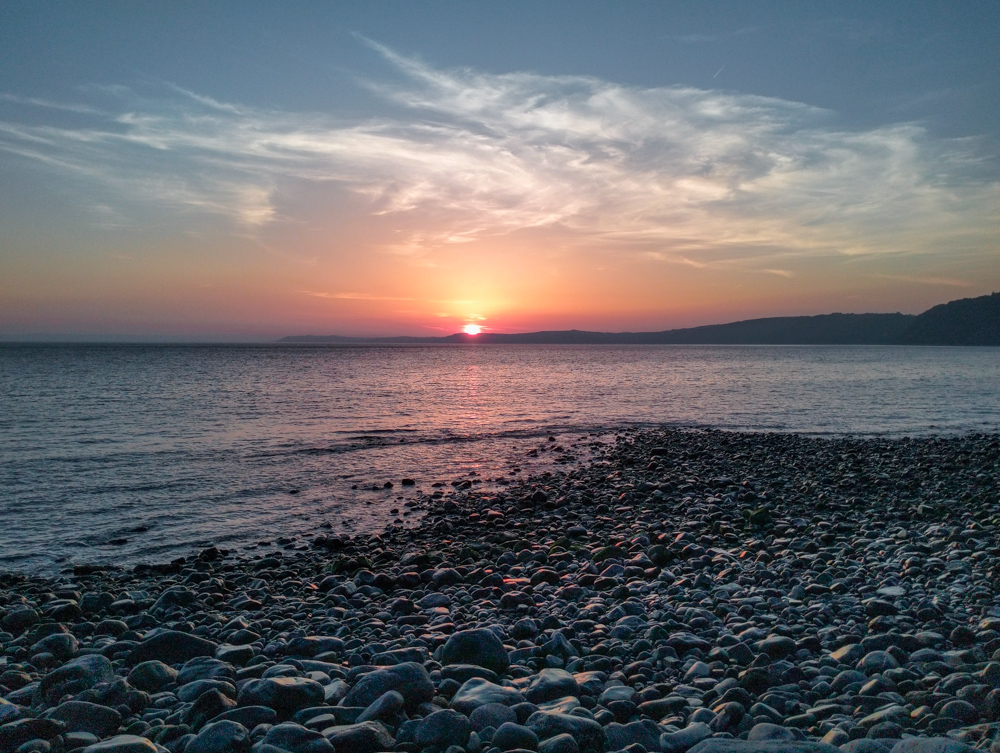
[2,428,1000,753]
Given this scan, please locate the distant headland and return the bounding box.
[282,292,1000,346]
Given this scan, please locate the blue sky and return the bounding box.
[1,1,998,338]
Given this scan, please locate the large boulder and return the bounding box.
[441,629,510,676]
[339,662,433,711]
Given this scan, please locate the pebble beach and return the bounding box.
[3,427,1000,753]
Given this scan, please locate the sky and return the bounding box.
[1,1,998,340]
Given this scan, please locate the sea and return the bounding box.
[2,344,999,575]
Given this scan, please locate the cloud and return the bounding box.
[873,274,974,288]
[0,43,997,268]
[298,290,418,301]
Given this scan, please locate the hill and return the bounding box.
[899,292,1000,345]
[280,292,1000,345]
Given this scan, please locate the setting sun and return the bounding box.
[463,324,482,335]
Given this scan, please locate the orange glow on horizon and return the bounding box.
[463,324,482,335]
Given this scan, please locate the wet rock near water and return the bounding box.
[1,428,1000,753]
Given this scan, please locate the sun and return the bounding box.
[463,324,482,335]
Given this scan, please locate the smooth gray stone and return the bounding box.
[370,647,427,666]
[889,740,971,753]
[1,608,39,635]
[451,678,526,715]
[689,741,842,753]
[0,719,67,753]
[130,630,218,665]
[830,645,865,664]
[177,658,236,685]
[748,724,798,742]
[44,701,121,738]
[524,669,580,705]
[128,661,177,693]
[597,685,635,704]
[441,664,500,685]
[0,701,20,726]
[413,709,471,749]
[355,691,403,724]
[470,703,518,732]
[856,706,907,729]
[177,679,237,703]
[321,722,394,753]
[441,629,511,676]
[30,633,79,660]
[285,637,344,658]
[660,723,712,753]
[538,734,580,753]
[492,721,538,751]
[38,655,116,706]
[605,719,662,752]
[262,722,335,753]
[81,735,158,753]
[323,680,348,705]
[841,741,893,753]
[184,721,250,753]
[339,662,433,711]
[525,712,606,753]
[209,707,277,730]
[237,678,325,718]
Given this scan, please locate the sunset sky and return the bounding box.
[1,2,998,339]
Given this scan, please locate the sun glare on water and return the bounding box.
[463,324,482,335]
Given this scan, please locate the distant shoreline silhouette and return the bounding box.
[282,292,1000,346]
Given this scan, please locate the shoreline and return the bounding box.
[2,427,1000,753]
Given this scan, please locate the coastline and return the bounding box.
[2,427,1000,753]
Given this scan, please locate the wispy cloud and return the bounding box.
[298,290,418,301]
[0,43,996,269]
[667,26,767,44]
[873,274,974,288]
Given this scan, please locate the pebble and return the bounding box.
[0,428,999,753]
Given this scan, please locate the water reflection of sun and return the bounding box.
[463,324,482,335]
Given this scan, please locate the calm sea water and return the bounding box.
[1,344,998,574]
